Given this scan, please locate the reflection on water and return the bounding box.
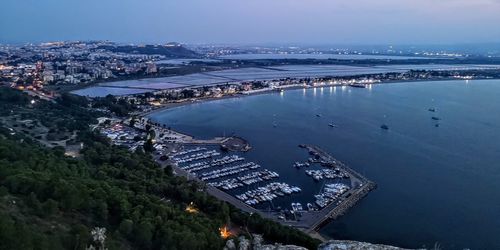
[149,80,500,249]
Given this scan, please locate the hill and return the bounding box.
[0,87,320,250]
[97,44,199,58]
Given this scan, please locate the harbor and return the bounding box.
[92,104,379,235]
[96,90,379,239]
[164,141,376,235]
[92,76,500,249]
[140,80,500,249]
[94,87,382,240]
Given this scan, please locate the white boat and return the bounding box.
[307,203,314,211]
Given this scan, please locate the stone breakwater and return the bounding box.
[328,182,376,221]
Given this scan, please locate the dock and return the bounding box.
[240,145,376,234]
[159,144,375,239]
[301,145,376,232]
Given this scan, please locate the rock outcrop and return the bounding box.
[319,240,419,250]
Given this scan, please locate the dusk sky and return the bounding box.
[2,0,500,45]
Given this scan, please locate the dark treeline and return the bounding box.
[92,94,137,116]
[96,45,198,58]
[0,87,320,250]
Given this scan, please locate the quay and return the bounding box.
[180,135,251,152]
[139,115,251,151]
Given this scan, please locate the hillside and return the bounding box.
[97,44,199,58]
[0,87,320,250]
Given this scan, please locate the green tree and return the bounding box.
[118,219,134,236]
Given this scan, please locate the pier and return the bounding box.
[300,145,377,233]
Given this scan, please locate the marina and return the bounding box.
[199,162,261,181]
[314,183,350,208]
[305,169,349,181]
[173,146,207,156]
[294,161,311,168]
[171,146,305,208]
[236,182,302,206]
[100,86,380,241]
[181,155,245,172]
[173,150,221,163]
[237,169,280,185]
[168,142,375,234]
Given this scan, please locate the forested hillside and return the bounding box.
[0,88,319,250]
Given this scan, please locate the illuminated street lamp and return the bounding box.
[219,226,231,239]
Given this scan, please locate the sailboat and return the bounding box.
[329,123,338,128]
[381,114,389,130]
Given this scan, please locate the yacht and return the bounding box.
[307,203,314,211]
[296,203,303,211]
[349,83,367,88]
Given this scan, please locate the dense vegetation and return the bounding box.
[0,87,320,250]
[97,45,198,58]
[0,89,100,142]
[92,94,137,116]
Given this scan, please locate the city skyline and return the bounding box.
[2,0,500,45]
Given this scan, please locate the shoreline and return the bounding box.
[140,77,498,118]
[65,61,500,95]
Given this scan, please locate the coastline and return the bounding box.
[140,77,498,118]
[140,87,285,117]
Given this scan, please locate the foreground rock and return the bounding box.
[223,234,307,250]
[224,235,417,250]
[319,240,418,250]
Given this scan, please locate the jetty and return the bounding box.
[271,145,376,233]
[301,145,376,232]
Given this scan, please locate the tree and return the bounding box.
[133,221,153,249]
[118,219,134,236]
[143,139,155,153]
[42,199,59,217]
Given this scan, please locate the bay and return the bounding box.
[149,80,500,249]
